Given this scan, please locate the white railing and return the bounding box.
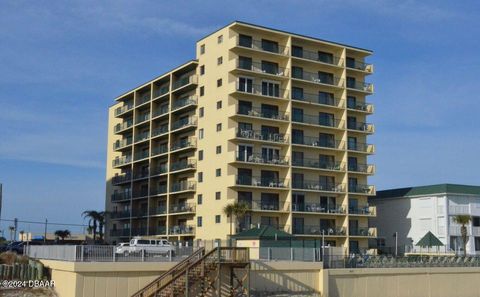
[449,205,470,215]
[405,245,454,254]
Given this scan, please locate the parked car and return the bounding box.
[115,238,175,256]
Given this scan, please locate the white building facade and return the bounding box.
[370,184,480,255]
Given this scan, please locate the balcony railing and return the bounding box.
[235,37,289,56]
[132,190,149,199]
[237,106,289,121]
[291,92,343,108]
[170,203,196,213]
[292,203,346,214]
[172,75,197,90]
[132,209,148,217]
[347,142,375,153]
[151,146,168,156]
[134,131,150,143]
[153,86,169,98]
[292,159,344,171]
[150,207,167,216]
[112,156,132,167]
[292,71,344,87]
[114,120,133,133]
[112,173,131,185]
[347,80,374,93]
[130,228,148,236]
[169,225,195,235]
[150,226,167,235]
[241,200,290,212]
[349,227,375,237]
[346,60,373,72]
[172,96,197,111]
[293,226,346,236]
[448,205,470,215]
[136,113,150,124]
[349,206,376,216]
[292,181,345,192]
[347,121,375,133]
[236,60,289,77]
[238,224,290,233]
[348,184,375,195]
[292,49,343,66]
[113,138,132,150]
[151,164,168,176]
[348,163,375,174]
[115,104,133,116]
[170,181,196,193]
[111,191,131,202]
[235,176,289,188]
[134,150,149,161]
[171,116,197,131]
[170,160,196,172]
[235,82,287,99]
[236,152,289,166]
[152,106,169,118]
[136,94,150,106]
[171,137,196,151]
[236,129,288,144]
[292,136,344,150]
[292,114,344,129]
[150,186,168,196]
[110,228,130,237]
[152,126,168,137]
[132,170,149,180]
[347,101,374,113]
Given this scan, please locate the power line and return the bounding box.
[0,218,87,227]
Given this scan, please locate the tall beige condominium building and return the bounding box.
[106,21,376,253]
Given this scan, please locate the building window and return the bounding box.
[197,194,203,205]
[217,79,222,87]
[216,100,222,109]
[216,168,221,177]
[216,123,222,131]
[216,191,221,200]
[200,44,205,54]
[200,86,204,96]
[197,216,203,227]
[199,129,204,139]
[199,150,204,161]
[215,215,221,223]
[198,172,203,182]
[216,145,221,154]
[217,56,223,65]
[200,65,205,75]
[199,107,204,118]
[217,35,223,43]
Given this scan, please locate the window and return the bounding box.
[318,51,334,64]
[346,76,356,89]
[197,216,203,227]
[198,172,203,182]
[216,145,222,154]
[318,71,334,85]
[261,39,279,53]
[200,65,205,75]
[217,79,222,87]
[239,56,252,70]
[475,237,480,251]
[347,96,357,109]
[261,61,279,75]
[346,57,356,68]
[215,215,221,223]
[217,56,223,65]
[198,150,204,161]
[215,191,221,200]
[292,66,303,79]
[197,194,203,205]
[199,107,204,118]
[238,77,253,93]
[216,168,221,177]
[216,100,222,109]
[200,44,205,54]
[292,45,303,58]
[199,129,204,139]
[200,86,204,96]
[217,35,223,43]
[216,123,222,131]
[261,81,280,97]
[239,34,252,47]
[292,87,304,100]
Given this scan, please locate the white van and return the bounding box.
[115,237,175,256]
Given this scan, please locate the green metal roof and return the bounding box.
[232,226,293,240]
[375,184,480,199]
[417,231,444,247]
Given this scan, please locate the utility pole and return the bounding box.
[393,232,398,257]
[14,218,18,241]
[44,218,48,243]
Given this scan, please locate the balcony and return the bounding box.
[448,205,470,215]
[291,92,344,109]
[170,203,196,214]
[292,159,345,172]
[132,190,149,199]
[134,131,149,143]
[132,170,149,180]
[241,200,290,212]
[110,210,131,219]
[235,60,289,78]
[291,71,344,88]
[234,83,287,99]
[171,137,196,152]
[111,191,131,202]
[172,96,197,112]
[235,152,289,167]
[110,228,130,237]
[112,173,131,185]
[172,75,197,91]
[150,226,167,235]
[151,126,169,138]
[114,120,133,133]
[136,113,150,125]
[347,121,375,133]
[235,129,288,144]
[348,163,375,174]
[348,184,376,195]
[292,181,345,193]
[292,114,344,129]
[292,136,344,150]
[235,176,289,189]
[150,207,167,216]
[112,156,132,167]
[171,116,197,132]
[153,86,169,99]
[235,37,289,56]
[349,205,376,216]
[349,227,376,237]
[347,142,375,154]
[347,80,374,93]
[130,228,148,236]
[238,223,290,233]
[346,60,373,73]
[136,93,150,106]
[150,186,168,196]
[115,104,133,117]
[291,49,343,67]
[134,150,149,161]
[132,209,148,217]
[293,226,346,236]
[292,203,346,214]
[152,105,169,118]
[113,138,132,150]
[170,159,196,173]
[236,106,289,122]
[347,101,374,113]
[170,181,196,193]
[151,146,168,157]
[150,164,168,176]
[169,225,195,236]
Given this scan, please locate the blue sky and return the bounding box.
[0,0,479,234]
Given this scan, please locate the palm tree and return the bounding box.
[97,211,107,242]
[54,230,71,242]
[82,210,101,243]
[453,215,472,256]
[223,202,250,239]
